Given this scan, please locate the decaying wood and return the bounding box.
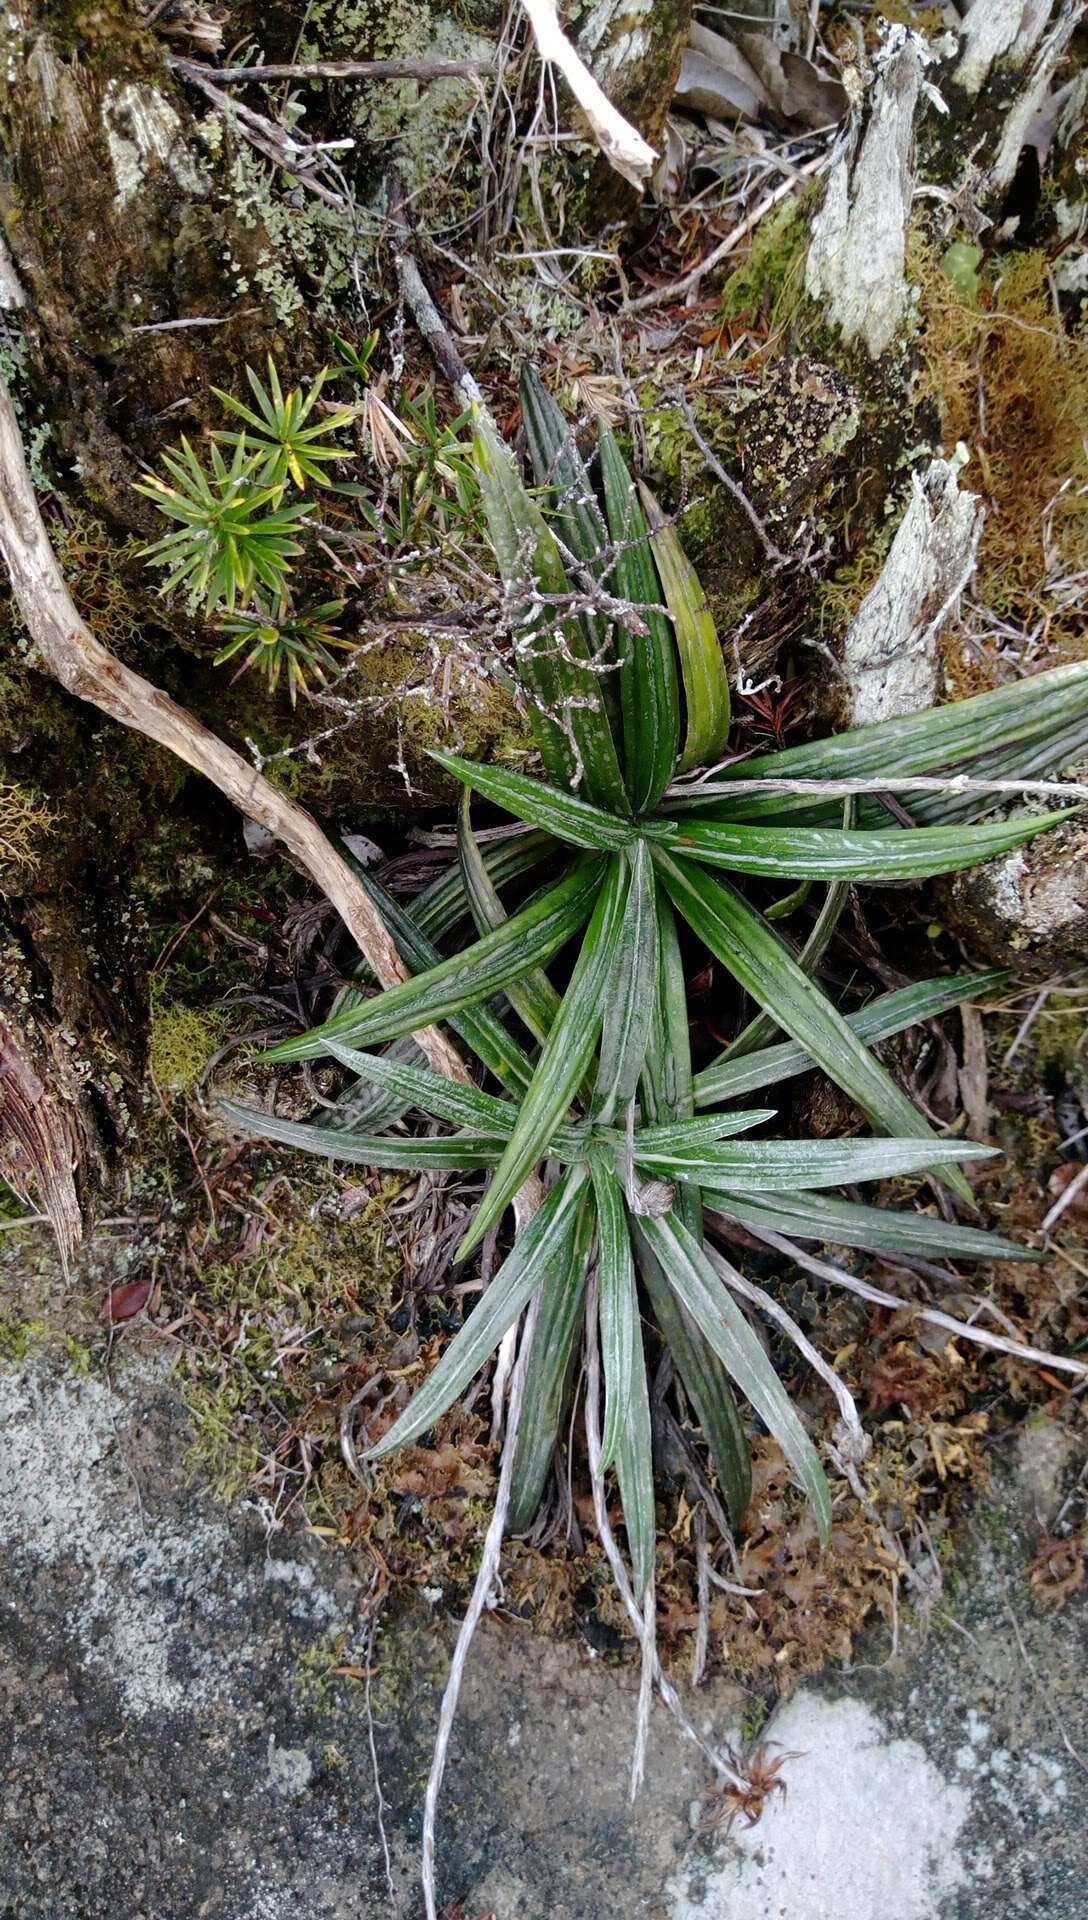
[988,0,1086,190]
[0,374,469,1088]
[956,0,1056,95]
[837,455,985,726]
[0,1011,83,1272]
[805,25,928,358]
[519,0,658,189]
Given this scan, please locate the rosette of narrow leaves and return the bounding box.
[226,376,1088,1591]
[213,598,352,704]
[135,435,309,616]
[212,356,356,496]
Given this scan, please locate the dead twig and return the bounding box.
[708,1213,1088,1380]
[171,55,496,84]
[517,0,657,189]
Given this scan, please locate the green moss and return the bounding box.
[0,780,58,883]
[719,193,812,330]
[148,996,227,1094]
[0,1316,50,1366]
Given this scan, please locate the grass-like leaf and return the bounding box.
[508,1190,593,1532]
[678,659,1088,825]
[594,841,659,1123]
[472,407,628,811]
[641,1134,996,1190]
[637,480,730,773]
[598,425,680,811]
[693,969,1010,1106]
[655,849,974,1200]
[340,863,537,1097]
[707,1188,1039,1261]
[268,858,604,1063]
[431,750,637,852]
[638,1212,831,1542]
[457,854,629,1259]
[457,794,563,1048]
[669,810,1072,880]
[638,891,752,1524]
[519,366,626,760]
[220,1100,508,1170]
[593,1163,638,1473]
[367,1166,588,1461]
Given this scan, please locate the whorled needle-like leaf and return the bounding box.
[457,854,631,1260]
[637,480,730,775]
[638,1212,832,1542]
[366,1165,589,1461]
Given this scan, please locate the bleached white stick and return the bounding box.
[519,0,657,189]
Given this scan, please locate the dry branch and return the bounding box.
[519,0,657,189]
[0,376,468,1086]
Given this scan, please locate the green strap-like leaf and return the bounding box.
[457,793,564,1048]
[655,849,973,1201]
[615,1337,657,1599]
[410,827,555,945]
[519,365,627,767]
[594,841,659,1124]
[598,426,680,811]
[457,854,631,1259]
[664,810,1073,880]
[707,1188,1039,1262]
[220,1100,508,1170]
[620,1111,776,1153]
[323,1039,519,1132]
[693,969,1010,1107]
[640,1133,996,1190]
[638,1212,831,1542]
[676,659,1088,825]
[636,1241,751,1530]
[267,859,603,1063]
[339,863,537,1097]
[472,407,628,812]
[638,892,752,1526]
[367,1166,589,1461]
[508,1189,594,1533]
[637,480,730,774]
[592,1163,638,1473]
[430,750,637,852]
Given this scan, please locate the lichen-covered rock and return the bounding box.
[941,819,1088,974]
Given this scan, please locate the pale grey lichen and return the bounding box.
[839,453,984,727]
[102,79,206,211]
